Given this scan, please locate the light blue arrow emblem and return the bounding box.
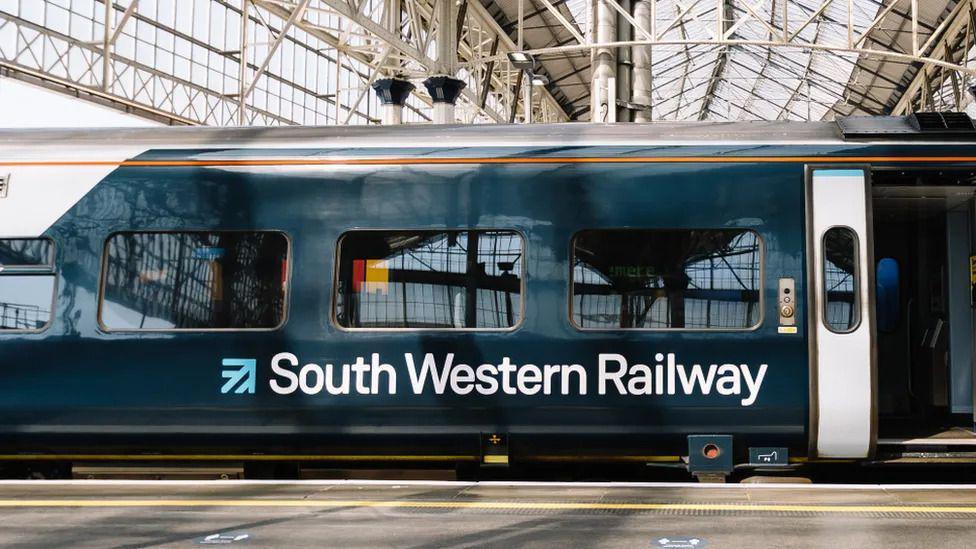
[221,358,256,394]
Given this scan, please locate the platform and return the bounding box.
[0,480,975,547]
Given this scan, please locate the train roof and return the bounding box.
[0,117,974,155]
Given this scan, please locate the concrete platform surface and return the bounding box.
[0,480,975,548]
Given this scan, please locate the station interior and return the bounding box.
[1,0,976,547]
[873,168,976,439]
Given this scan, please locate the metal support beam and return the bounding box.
[109,0,140,46]
[241,0,311,102]
[509,68,524,123]
[238,0,250,125]
[615,0,632,122]
[343,46,393,125]
[101,0,114,92]
[697,0,732,120]
[479,37,500,110]
[535,0,585,44]
[435,0,457,75]
[591,0,616,122]
[631,0,652,122]
[892,0,976,114]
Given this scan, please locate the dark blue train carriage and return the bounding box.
[0,114,975,477]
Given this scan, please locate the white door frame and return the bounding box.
[806,166,877,459]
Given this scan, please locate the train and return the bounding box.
[1,114,975,478]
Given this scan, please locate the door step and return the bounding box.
[878,437,976,448]
[876,430,976,463]
[873,455,976,464]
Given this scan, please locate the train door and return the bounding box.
[808,168,875,458]
[872,167,976,444]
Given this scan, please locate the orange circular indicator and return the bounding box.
[702,444,721,459]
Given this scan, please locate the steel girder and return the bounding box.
[0,0,568,127]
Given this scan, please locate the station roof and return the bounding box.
[480,0,591,118]
[833,0,966,117]
[3,1,972,127]
[482,0,974,121]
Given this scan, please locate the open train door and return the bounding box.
[808,167,876,458]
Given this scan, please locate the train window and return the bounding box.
[0,238,54,268]
[334,230,523,329]
[822,227,860,333]
[571,229,762,330]
[0,238,56,331]
[99,231,289,331]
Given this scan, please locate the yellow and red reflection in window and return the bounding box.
[352,259,389,294]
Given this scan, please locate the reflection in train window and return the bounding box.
[0,238,54,267]
[100,232,289,330]
[572,229,762,330]
[0,238,56,331]
[823,227,859,333]
[334,230,523,329]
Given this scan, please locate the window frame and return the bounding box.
[0,236,57,334]
[331,228,527,332]
[568,227,766,332]
[97,230,292,333]
[820,225,861,334]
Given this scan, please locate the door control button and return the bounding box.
[778,278,797,327]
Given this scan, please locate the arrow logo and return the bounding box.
[221,358,256,394]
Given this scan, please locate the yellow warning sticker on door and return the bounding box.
[778,326,798,334]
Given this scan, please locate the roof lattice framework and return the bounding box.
[0,0,973,125]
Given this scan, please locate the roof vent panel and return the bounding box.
[838,113,976,140]
[909,112,975,132]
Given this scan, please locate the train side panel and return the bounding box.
[0,152,809,461]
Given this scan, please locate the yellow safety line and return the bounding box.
[515,455,682,463]
[0,454,876,463]
[0,454,877,464]
[0,454,478,462]
[0,499,974,514]
[0,454,688,463]
[0,454,875,464]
